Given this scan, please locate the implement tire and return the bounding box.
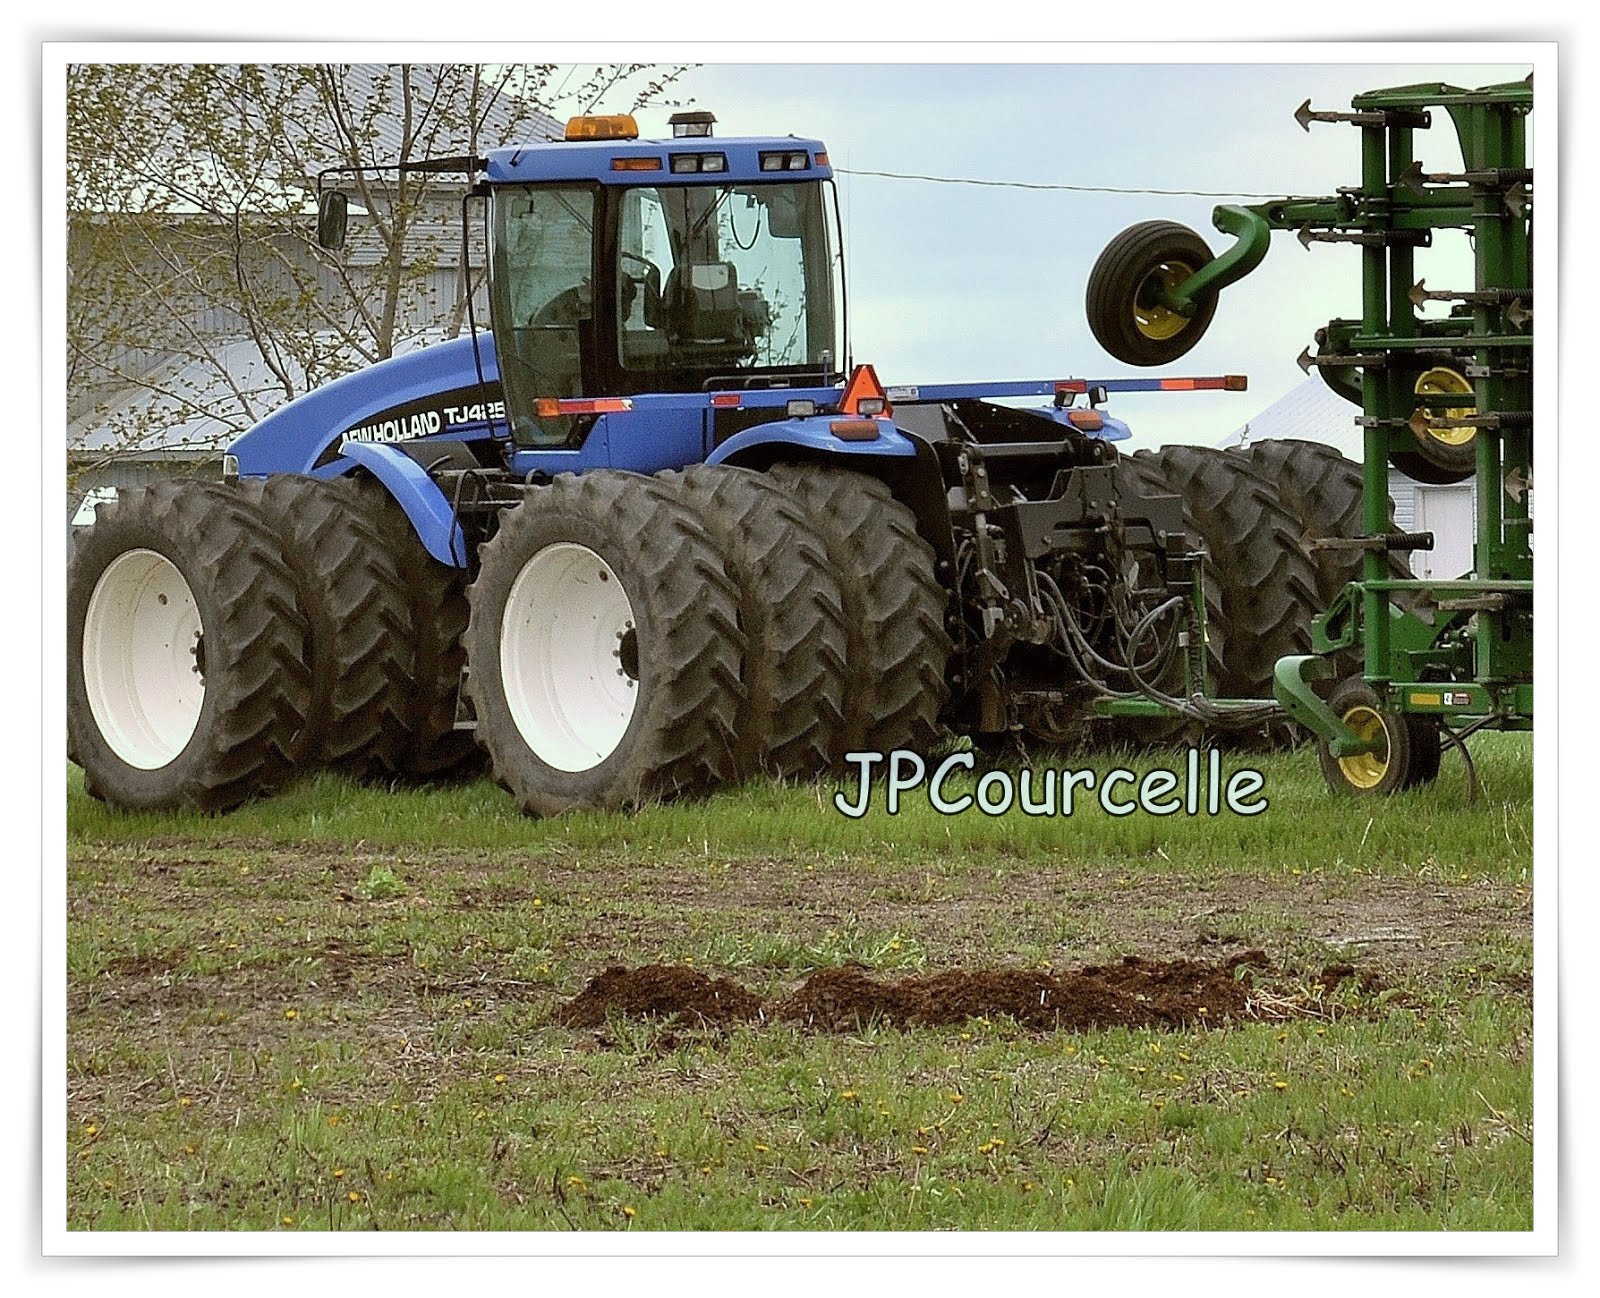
[670,466,848,777]
[238,475,413,776]
[767,463,951,755]
[1149,445,1322,704]
[464,472,745,816]
[68,481,311,812]
[346,476,482,781]
[1086,221,1219,367]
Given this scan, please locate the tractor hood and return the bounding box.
[227,334,505,476]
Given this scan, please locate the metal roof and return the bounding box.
[1217,376,1365,460]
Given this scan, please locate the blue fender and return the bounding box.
[326,442,469,569]
[706,416,919,469]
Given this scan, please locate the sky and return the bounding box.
[614,59,1533,450]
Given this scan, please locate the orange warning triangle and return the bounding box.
[840,363,891,418]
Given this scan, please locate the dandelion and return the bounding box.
[655,1149,669,1158]
[840,1089,859,1102]
[978,1141,994,1154]
[284,1009,297,1020]
[1168,1073,1185,1083]
[493,1074,508,1084]
[699,1166,712,1176]
[290,1079,303,1092]
[912,1145,929,1155]
[566,1175,586,1189]
[1148,1043,1161,1056]
[176,1097,193,1108]
[1273,1080,1289,1091]
[332,1169,345,1179]
[622,1205,637,1219]
[182,1144,195,1155]
[798,1197,813,1208]
[1152,1098,1166,1110]
[1339,1086,1355,1098]
[282,1216,294,1226]
[947,1092,965,1105]
[532,898,544,908]
[348,1191,362,1203]
[1177,1051,1191,1062]
[1022,1181,1034,1191]
[84,1124,99,1137]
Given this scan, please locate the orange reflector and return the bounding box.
[1157,376,1249,392]
[610,157,663,172]
[1066,409,1104,431]
[535,397,633,417]
[1055,380,1088,395]
[565,114,639,141]
[815,151,830,166]
[710,393,740,408]
[830,419,881,441]
[841,364,892,418]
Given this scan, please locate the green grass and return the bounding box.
[65,735,1534,1231]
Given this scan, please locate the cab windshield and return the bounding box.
[616,181,838,380]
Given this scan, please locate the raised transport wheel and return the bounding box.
[1086,221,1219,367]
[1392,365,1477,485]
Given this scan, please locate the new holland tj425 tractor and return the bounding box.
[69,108,1391,818]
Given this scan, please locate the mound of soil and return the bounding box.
[772,956,1261,1032]
[552,964,763,1029]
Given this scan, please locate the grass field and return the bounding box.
[64,736,1535,1232]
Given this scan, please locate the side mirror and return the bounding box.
[316,190,349,252]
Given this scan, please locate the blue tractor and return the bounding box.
[68,111,1325,815]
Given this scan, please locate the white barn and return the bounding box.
[1218,377,1479,582]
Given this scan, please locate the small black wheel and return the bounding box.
[1391,365,1477,485]
[1086,221,1218,367]
[1316,678,1442,796]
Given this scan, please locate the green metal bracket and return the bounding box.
[1157,205,1273,316]
[1272,655,1371,756]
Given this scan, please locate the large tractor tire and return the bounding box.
[1237,438,1419,611]
[346,476,482,781]
[237,474,413,776]
[1096,451,1229,749]
[1086,221,1219,367]
[463,472,746,816]
[766,464,952,755]
[68,481,311,812]
[670,466,848,777]
[1147,445,1322,704]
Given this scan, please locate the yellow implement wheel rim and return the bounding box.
[1133,259,1197,341]
[1413,367,1477,449]
[1335,704,1393,791]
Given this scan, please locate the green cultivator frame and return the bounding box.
[1088,77,1534,795]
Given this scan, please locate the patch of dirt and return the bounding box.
[553,952,1335,1035]
[773,956,1264,1032]
[551,964,763,1029]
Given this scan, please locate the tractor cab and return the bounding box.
[481,113,846,446]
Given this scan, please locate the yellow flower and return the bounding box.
[284,1009,297,1020]
[754,1143,769,1153]
[532,898,544,908]
[1022,1181,1035,1191]
[176,1097,193,1108]
[840,1089,859,1102]
[947,1092,965,1105]
[84,1124,99,1137]
[332,1168,345,1179]
[1273,1080,1289,1091]
[622,1205,637,1219]
[348,1191,362,1203]
[566,1175,586,1189]
[281,1215,295,1226]
[493,1074,508,1084]
[798,1197,813,1208]
[912,1145,929,1155]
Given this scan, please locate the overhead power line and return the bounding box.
[835,167,1286,200]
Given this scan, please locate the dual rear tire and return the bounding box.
[462,465,951,816]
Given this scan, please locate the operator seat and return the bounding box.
[663,262,746,345]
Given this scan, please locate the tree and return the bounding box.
[65,62,692,482]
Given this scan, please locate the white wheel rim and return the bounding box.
[82,549,205,770]
[500,542,639,773]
